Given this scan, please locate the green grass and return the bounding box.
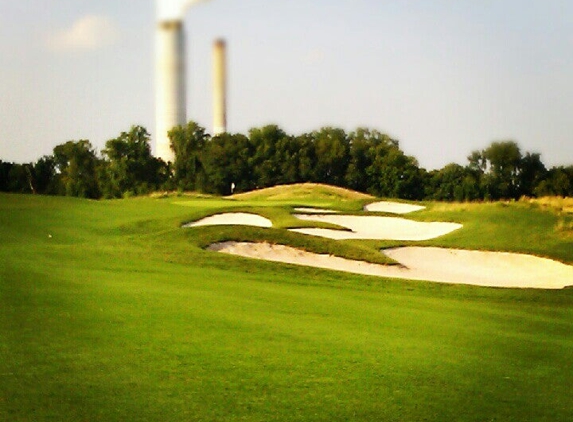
[412,201,573,264]
[229,182,374,204]
[1,191,572,421]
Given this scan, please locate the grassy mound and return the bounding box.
[1,192,573,421]
[230,183,374,202]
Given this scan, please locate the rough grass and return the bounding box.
[400,201,573,264]
[522,196,573,214]
[521,196,573,238]
[1,191,573,421]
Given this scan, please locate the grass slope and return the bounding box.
[1,191,572,421]
[230,183,373,203]
[414,201,573,264]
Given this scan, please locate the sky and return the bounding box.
[1,0,572,170]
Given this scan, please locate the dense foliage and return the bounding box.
[1,122,572,199]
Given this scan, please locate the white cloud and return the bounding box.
[47,15,120,52]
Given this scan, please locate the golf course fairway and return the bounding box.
[1,188,572,421]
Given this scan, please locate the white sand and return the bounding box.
[209,242,573,289]
[383,247,573,289]
[291,214,462,241]
[364,201,426,214]
[184,213,272,228]
[293,207,338,214]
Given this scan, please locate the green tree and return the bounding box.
[0,161,15,191]
[29,156,57,195]
[345,128,398,194]
[534,166,573,197]
[53,140,101,198]
[517,152,547,197]
[249,125,289,188]
[295,133,318,183]
[427,163,481,201]
[482,141,522,199]
[3,163,33,193]
[428,163,466,201]
[274,134,303,185]
[101,126,167,197]
[465,141,548,200]
[169,121,210,191]
[367,146,423,199]
[202,133,254,195]
[312,127,350,186]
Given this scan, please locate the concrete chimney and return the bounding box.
[212,38,227,136]
[155,20,186,163]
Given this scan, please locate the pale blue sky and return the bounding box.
[1,0,572,169]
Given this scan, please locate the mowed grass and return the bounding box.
[1,191,573,421]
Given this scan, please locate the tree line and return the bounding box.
[1,122,572,200]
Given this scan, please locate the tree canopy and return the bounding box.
[101,126,168,198]
[1,122,571,200]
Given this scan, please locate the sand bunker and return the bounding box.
[209,242,573,289]
[184,213,272,228]
[365,201,425,214]
[291,214,462,241]
[383,247,573,289]
[293,207,338,214]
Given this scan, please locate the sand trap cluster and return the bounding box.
[364,201,426,214]
[209,242,573,289]
[184,213,272,228]
[291,214,462,241]
[187,203,572,289]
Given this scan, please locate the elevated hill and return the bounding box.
[230,183,374,201]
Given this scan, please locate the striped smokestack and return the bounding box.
[155,20,186,163]
[212,38,227,136]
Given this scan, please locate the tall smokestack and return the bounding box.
[155,20,186,163]
[212,38,227,136]
[154,0,212,161]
